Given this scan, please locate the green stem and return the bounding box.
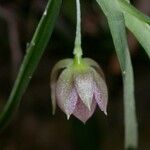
[74,0,83,64]
[0,0,62,131]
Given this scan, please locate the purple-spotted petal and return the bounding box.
[94,83,107,115]
[73,98,96,123]
[64,88,78,119]
[92,68,108,115]
[74,71,94,110]
[56,68,76,117]
[50,59,73,114]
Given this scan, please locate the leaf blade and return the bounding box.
[96,0,138,149]
[0,0,62,131]
[124,12,150,58]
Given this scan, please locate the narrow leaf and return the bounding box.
[118,0,150,24]
[0,0,62,131]
[120,0,150,58]
[96,0,138,149]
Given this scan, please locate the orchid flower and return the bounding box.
[50,58,108,123]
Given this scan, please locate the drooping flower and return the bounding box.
[50,58,108,123]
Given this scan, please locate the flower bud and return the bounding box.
[50,58,108,123]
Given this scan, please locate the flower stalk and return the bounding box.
[74,0,83,65]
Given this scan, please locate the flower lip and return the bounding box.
[73,97,97,123]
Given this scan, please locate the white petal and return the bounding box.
[83,58,105,79]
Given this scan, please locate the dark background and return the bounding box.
[0,0,150,149]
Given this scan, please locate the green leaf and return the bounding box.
[118,0,150,24]
[96,0,138,149]
[0,0,62,131]
[125,14,150,58]
[119,0,150,58]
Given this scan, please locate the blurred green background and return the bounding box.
[0,0,150,149]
